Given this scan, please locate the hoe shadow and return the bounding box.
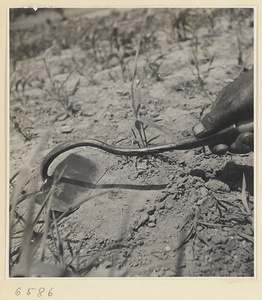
[36,153,167,214]
[49,176,167,191]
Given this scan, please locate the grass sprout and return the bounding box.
[43,56,81,117]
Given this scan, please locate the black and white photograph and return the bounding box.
[8,7,254,279]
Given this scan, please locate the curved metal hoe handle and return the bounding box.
[41,122,253,181]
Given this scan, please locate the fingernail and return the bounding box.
[211,144,229,155]
[243,134,253,147]
[193,123,206,137]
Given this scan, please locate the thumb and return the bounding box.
[192,117,219,138]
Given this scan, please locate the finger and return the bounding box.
[209,144,229,155]
[201,69,253,132]
[192,123,207,138]
[235,121,254,133]
[229,132,254,153]
[193,120,254,139]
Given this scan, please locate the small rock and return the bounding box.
[168,186,178,195]
[168,174,175,181]
[126,233,133,241]
[164,270,176,277]
[241,240,247,247]
[137,169,145,175]
[76,232,86,241]
[137,240,144,246]
[190,169,206,179]
[150,111,160,118]
[139,108,147,115]
[146,205,156,215]
[205,180,230,192]
[149,270,159,277]
[149,215,156,223]
[103,261,113,268]
[166,106,178,121]
[182,131,191,137]
[195,180,205,188]
[197,196,209,206]
[211,235,228,245]
[243,226,254,236]
[60,125,73,133]
[148,222,156,228]
[134,213,149,230]
[165,245,171,252]
[199,187,209,197]
[155,201,166,211]
[57,113,68,121]
[165,202,173,210]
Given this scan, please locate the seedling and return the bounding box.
[10,115,34,141]
[176,207,212,251]
[43,57,81,117]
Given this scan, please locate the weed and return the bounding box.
[43,55,81,117]
[129,9,166,149]
[9,68,41,141]
[10,115,34,141]
[187,34,214,104]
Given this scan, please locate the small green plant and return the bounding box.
[43,57,81,117]
[10,70,40,141]
[107,22,134,82]
[10,115,34,141]
[129,9,166,149]
[143,53,164,82]
[188,34,215,103]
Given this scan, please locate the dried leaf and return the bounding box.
[241,173,250,214]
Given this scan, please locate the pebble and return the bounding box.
[195,180,205,188]
[165,202,173,210]
[126,233,133,241]
[148,222,156,228]
[137,240,144,246]
[205,180,230,192]
[211,235,228,245]
[134,213,149,230]
[146,205,156,215]
[165,245,171,252]
[190,169,206,179]
[199,187,209,197]
[103,261,113,268]
[168,186,178,195]
[149,215,156,223]
[241,240,247,247]
[60,125,73,133]
[168,174,175,181]
[139,108,147,115]
[150,111,160,118]
[174,223,180,229]
[164,270,176,277]
[155,201,166,211]
[57,113,68,121]
[197,197,208,206]
[244,226,253,236]
[166,107,178,121]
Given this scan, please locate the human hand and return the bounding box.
[193,68,254,154]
